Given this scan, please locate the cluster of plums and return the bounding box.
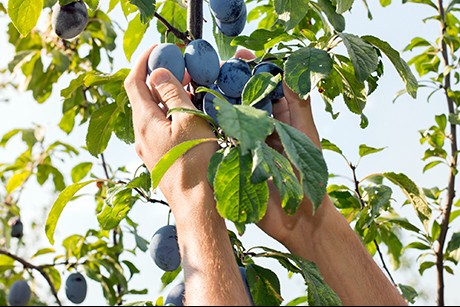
[210,0,247,37]
[7,272,87,305]
[52,0,88,40]
[148,40,284,127]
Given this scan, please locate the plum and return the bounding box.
[149,225,181,272]
[165,282,185,306]
[52,0,88,40]
[8,280,31,306]
[148,44,185,83]
[215,3,247,37]
[217,58,252,98]
[184,39,220,86]
[253,97,273,116]
[9,217,23,238]
[65,272,87,304]
[210,0,245,22]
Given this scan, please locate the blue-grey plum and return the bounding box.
[253,97,273,116]
[165,282,185,306]
[203,84,241,125]
[148,44,185,83]
[185,39,220,86]
[239,267,255,305]
[8,280,31,306]
[210,0,245,22]
[65,272,88,304]
[217,58,252,98]
[65,272,87,304]
[52,0,88,40]
[10,217,23,238]
[253,62,285,100]
[215,3,247,37]
[149,225,181,272]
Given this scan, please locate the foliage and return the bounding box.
[0,0,459,306]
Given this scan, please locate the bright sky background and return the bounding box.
[1,0,459,306]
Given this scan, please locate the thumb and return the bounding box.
[149,68,196,112]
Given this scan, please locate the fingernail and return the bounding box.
[152,69,170,86]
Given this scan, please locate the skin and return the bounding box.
[125,45,407,306]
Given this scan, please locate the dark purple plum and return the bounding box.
[210,0,245,22]
[253,62,285,100]
[253,97,273,116]
[65,272,87,304]
[9,217,23,238]
[215,3,247,37]
[52,0,88,40]
[217,58,252,98]
[185,39,220,86]
[165,282,185,306]
[147,44,185,83]
[203,84,241,125]
[8,280,31,306]
[149,225,181,272]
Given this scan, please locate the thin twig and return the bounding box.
[349,164,398,288]
[154,12,191,44]
[0,249,62,306]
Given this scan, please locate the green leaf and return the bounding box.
[31,248,56,258]
[246,264,283,306]
[398,284,418,304]
[127,172,151,192]
[156,0,186,44]
[151,138,217,189]
[208,148,226,187]
[124,13,149,62]
[43,266,62,291]
[97,187,138,230]
[161,266,182,290]
[334,61,367,114]
[339,33,379,82]
[335,0,354,13]
[231,28,294,52]
[381,172,431,230]
[320,138,343,155]
[274,0,310,30]
[253,143,303,215]
[86,104,119,156]
[317,0,345,32]
[214,99,274,154]
[274,121,328,211]
[419,261,435,275]
[85,0,99,11]
[358,144,385,158]
[446,232,460,254]
[8,0,43,36]
[242,72,282,106]
[362,35,418,98]
[71,162,93,183]
[214,147,269,224]
[129,0,155,23]
[6,170,31,193]
[284,47,332,100]
[46,180,97,245]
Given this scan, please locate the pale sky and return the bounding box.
[1,0,459,305]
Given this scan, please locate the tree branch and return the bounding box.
[187,0,203,39]
[435,1,456,305]
[0,249,62,306]
[154,12,191,44]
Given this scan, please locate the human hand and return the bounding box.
[234,49,327,245]
[124,45,218,207]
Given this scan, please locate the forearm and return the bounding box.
[166,181,251,306]
[283,197,407,306]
